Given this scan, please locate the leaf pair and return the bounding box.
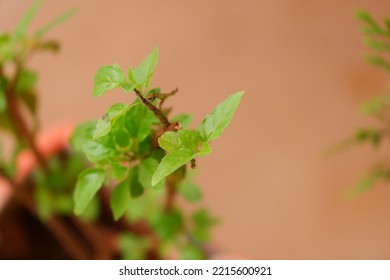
[93,48,159,96]
[13,0,77,41]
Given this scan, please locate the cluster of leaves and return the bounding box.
[0,0,244,259]
[335,11,390,197]
[72,48,243,259]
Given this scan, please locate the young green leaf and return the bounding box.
[133,48,159,87]
[111,162,128,181]
[93,64,126,96]
[158,131,182,152]
[110,180,130,220]
[79,196,100,222]
[366,55,390,71]
[93,103,127,139]
[128,167,144,198]
[139,157,164,189]
[13,0,42,41]
[152,148,195,186]
[123,103,157,141]
[177,129,200,152]
[0,33,12,60]
[34,8,78,38]
[197,91,244,142]
[74,167,105,215]
[197,142,212,157]
[178,180,202,202]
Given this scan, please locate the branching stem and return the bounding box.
[134,88,171,129]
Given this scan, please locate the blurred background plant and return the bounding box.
[331,11,390,198]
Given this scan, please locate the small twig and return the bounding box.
[3,65,48,171]
[155,87,178,109]
[134,88,171,129]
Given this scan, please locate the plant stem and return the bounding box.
[164,180,176,213]
[3,66,48,171]
[134,88,170,128]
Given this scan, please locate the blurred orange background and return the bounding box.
[2,0,390,259]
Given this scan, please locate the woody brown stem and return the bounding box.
[134,88,170,129]
[0,65,96,259]
[3,66,48,171]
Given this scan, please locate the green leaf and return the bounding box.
[178,129,200,152]
[114,128,132,148]
[0,34,13,63]
[93,103,128,139]
[93,64,126,96]
[72,121,119,164]
[118,233,149,260]
[347,169,390,198]
[366,55,390,71]
[0,79,7,113]
[13,0,42,41]
[110,180,130,220]
[74,167,105,215]
[79,195,100,222]
[120,81,135,93]
[16,69,37,94]
[152,148,195,186]
[178,180,202,202]
[365,39,390,52]
[128,167,144,198]
[152,210,183,240]
[71,121,96,151]
[197,91,244,142]
[54,195,73,215]
[197,142,212,157]
[354,128,381,147]
[123,103,157,141]
[128,67,136,83]
[111,162,128,181]
[171,114,193,129]
[15,70,37,113]
[356,10,385,35]
[359,94,390,116]
[125,188,163,222]
[139,157,164,189]
[35,8,78,38]
[158,129,200,153]
[133,48,159,87]
[192,209,219,242]
[35,186,52,220]
[83,137,115,163]
[158,131,181,152]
